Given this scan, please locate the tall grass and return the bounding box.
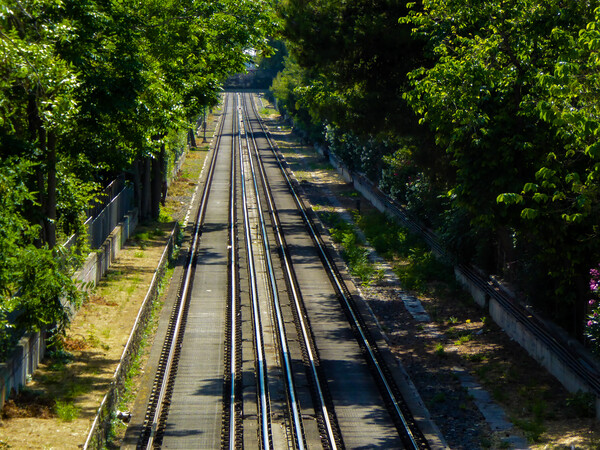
[320,211,382,285]
[357,211,454,293]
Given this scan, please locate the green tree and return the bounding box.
[0,0,278,349]
[279,0,423,137]
[403,0,600,334]
[0,0,81,248]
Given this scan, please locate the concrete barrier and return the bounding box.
[76,208,138,287]
[0,332,45,408]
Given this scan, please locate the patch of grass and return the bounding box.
[125,276,141,297]
[159,208,173,223]
[431,391,446,403]
[479,436,492,448]
[466,352,486,362]
[339,229,382,285]
[46,348,74,372]
[86,366,100,376]
[134,250,144,258]
[354,211,458,294]
[55,400,80,422]
[64,379,93,399]
[152,227,166,237]
[512,417,546,443]
[86,327,110,351]
[531,398,547,422]
[566,390,595,418]
[159,205,176,222]
[86,328,101,348]
[434,342,446,357]
[134,229,155,249]
[454,334,472,345]
[394,247,454,293]
[492,385,508,403]
[318,211,382,285]
[475,364,490,380]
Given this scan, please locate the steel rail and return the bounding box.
[237,93,272,450]
[140,95,230,449]
[226,93,240,449]
[240,94,307,450]
[241,93,341,450]
[247,94,428,449]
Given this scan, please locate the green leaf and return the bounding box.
[585,142,600,159]
[497,193,523,204]
[561,213,583,223]
[520,208,539,220]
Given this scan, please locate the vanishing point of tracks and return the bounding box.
[135,92,430,449]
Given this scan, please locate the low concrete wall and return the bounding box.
[455,269,488,309]
[0,332,44,408]
[0,208,138,410]
[77,208,138,286]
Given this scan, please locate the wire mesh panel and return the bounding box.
[87,186,134,249]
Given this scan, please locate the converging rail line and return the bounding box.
[134,92,430,449]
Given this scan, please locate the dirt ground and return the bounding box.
[2,97,600,449]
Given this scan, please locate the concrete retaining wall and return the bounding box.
[76,208,138,287]
[455,269,488,309]
[0,332,44,408]
[0,209,138,410]
[318,144,600,414]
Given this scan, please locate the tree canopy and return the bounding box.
[272,0,600,339]
[0,0,276,350]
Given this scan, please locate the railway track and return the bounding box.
[134,92,430,449]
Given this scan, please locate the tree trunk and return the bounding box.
[35,165,46,247]
[151,145,165,219]
[142,157,152,220]
[496,226,515,280]
[46,131,57,249]
[188,128,196,148]
[575,275,587,342]
[28,96,47,247]
[133,158,142,215]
